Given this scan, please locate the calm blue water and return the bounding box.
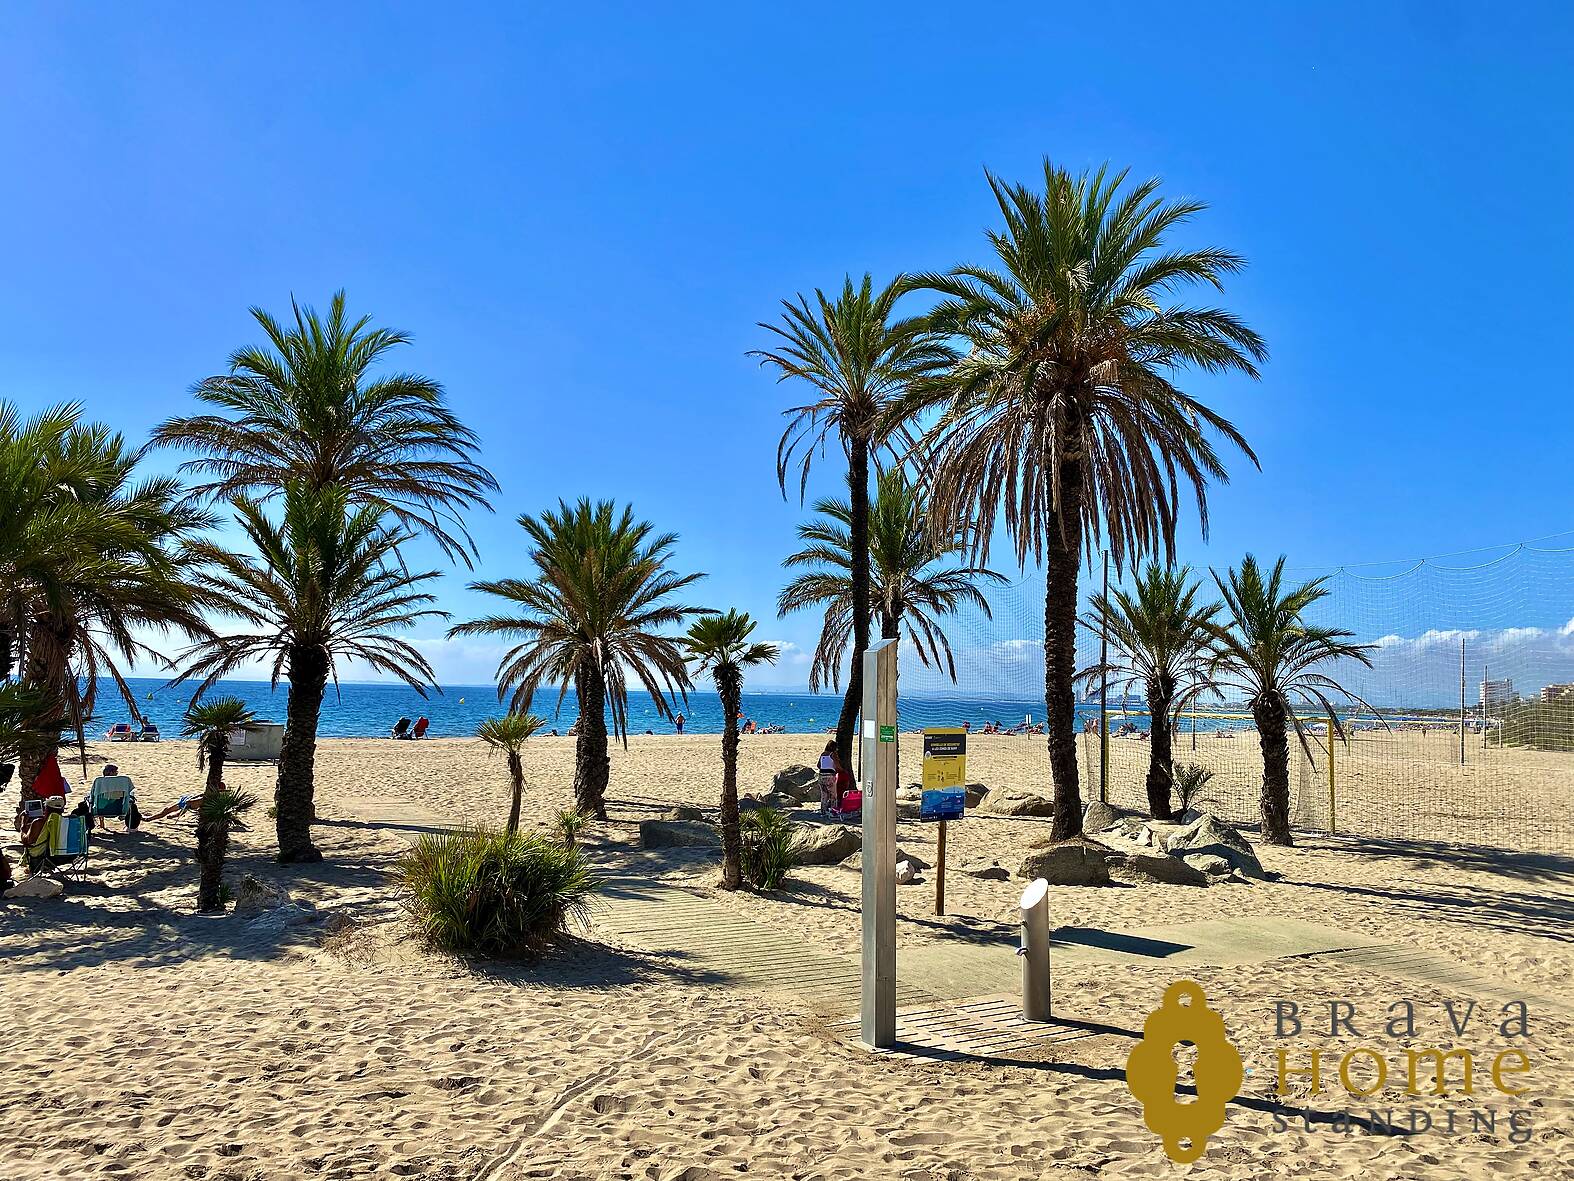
[98,677,1153,739]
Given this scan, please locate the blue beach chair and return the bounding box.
[89,774,140,829]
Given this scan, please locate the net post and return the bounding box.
[860,638,898,1049]
[1327,710,1337,836]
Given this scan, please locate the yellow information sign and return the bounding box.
[921,727,967,790]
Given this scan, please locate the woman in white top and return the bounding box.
[817,741,839,817]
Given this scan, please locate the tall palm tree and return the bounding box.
[449,500,705,820]
[779,467,1005,688]
[181,696,259,911]
[176,484,445,862]
[476,712,547,835]
[752,275,951,777]
[684,611,778,890]
[1079,564,1220,820]
[1207,555,1376,845]
[0,402,214,787]
[152,291,497,565]
[903,162,1265,840]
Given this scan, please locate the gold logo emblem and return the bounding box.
[1125,981,1243,1162]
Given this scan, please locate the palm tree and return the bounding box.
[176,484,445,862]
[449,500,705,820]
[684,611,778,890]
[903,162,1265,840]
[752,275,951,778]
[1207,555,1377,845]
[152,291,497,565]
[476,712,547,835]
[779,467,1005,687]
[1080,564,1220,820]
[0,401,214,787]
[181,696,259,911]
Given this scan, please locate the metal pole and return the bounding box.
[860,638,898,1049]
[1019,878,1051,1021]
[1099,552,1109,805]
[1458,638,1467,767]
[935,819,947,916]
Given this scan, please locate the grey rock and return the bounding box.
[1017,840,1111,886]
[1182,853,1234,877]
[792,823,861,866]
[980,789,1056,818]
[639,819,721,849]
[664,804,703,822]
[960,860,1011,881]
[1165,812,1265,878]
[1082,800,1123,832]
[895,846,931,872]
[773,765,820,800]
[963,783,989,809]
[1105,849,1210,887]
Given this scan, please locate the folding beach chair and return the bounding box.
[832,788,862,822]
[89,774,140,829]
[48,813,90,879]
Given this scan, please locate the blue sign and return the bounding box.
[920,788,965,821]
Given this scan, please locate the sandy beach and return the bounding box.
[5,734,1571,1180]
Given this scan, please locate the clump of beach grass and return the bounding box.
[740,807,798,890]
[397,826,599,958]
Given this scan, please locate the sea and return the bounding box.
[98,677,1181,740]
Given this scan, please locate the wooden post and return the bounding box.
[860,638,898,1049]
[935,819,947,916]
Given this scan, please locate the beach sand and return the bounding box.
[4,734,1570,1180]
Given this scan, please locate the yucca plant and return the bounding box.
[398,826,599,958]
[555,807,590,849]
[1171,762,1215,817]
[198,786,259,912]
[739,807,799,891]
[476,712,546,835]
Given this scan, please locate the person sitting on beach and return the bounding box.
[741,719,757,735]
[18,795,65,873]
[412,716,429,739]
[391,717,412,739]
[142,791,207,823]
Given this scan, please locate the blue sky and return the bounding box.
[2,3,1572,696]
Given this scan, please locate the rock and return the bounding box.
[246,901,319,932]
[773,765,820,800]
[963,783,988,808]
[895,787,924,820]
[4,875,64,899]
[960,859,1011,881]
[895,860,918,885]
[638,819,721,849]
[233,875,290,915]
[1183,853,1235,878]
[1165,813,1265,878]
[320,911,356,936]
[1082,800,1122,832]
[1104,849,1210,887]
[895,846,931,872]
[979,789,1056,818]
[1017,839,1110,886]
[664,804,703,821]
[792,823,861,865]
[761,791,800,810]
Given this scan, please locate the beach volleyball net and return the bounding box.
[892,538,1574,854]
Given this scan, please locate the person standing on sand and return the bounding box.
[818,741,840,818]
[675,712,685,735]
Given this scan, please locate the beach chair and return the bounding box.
[48,813,90,879]
[833,788,862,822]
[89,774,140,829]
[105,722,135,742]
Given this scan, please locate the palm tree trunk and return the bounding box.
[1254,694,1294,845]
[573,662,610,820]
[17,614,70,797]
[275,643,327,863]
[1044,457,1085,841]
[506,750,524,835]
[717,670,743,890]
[197,738,228,911]
[1145,682,1175,821]
[834,436,872,779]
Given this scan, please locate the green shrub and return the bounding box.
[397,826,599,958]
[555,807,590,849]
[1172,761,1215,815]
[740,807,798,890]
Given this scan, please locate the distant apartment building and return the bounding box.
[1480,678,1517,710]
[1540,683,1574,703]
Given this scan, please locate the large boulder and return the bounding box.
[1017,839,1111,886]
[773,765,820,801]
[980,789,1056,818]
[792,823,861,866]
[1082,800,1123,832]
[963,783,989,809]
[1165,813,1265,878]
[639,819,721,849]
[1103,848,1210,887]
[663,804,703,822]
